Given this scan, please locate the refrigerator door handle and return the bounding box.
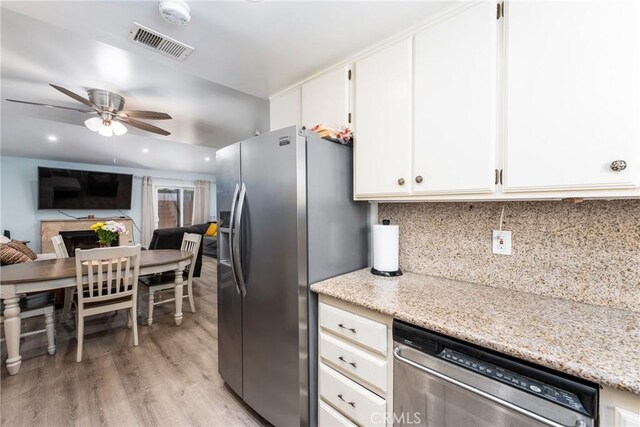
[233,182,247,296]
[228,183,241,295]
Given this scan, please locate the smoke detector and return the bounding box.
[159,0,191,26]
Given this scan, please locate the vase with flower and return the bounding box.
[90,221,127,247]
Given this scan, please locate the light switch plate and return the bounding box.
[492,230,512,255]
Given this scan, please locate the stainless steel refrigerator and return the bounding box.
[216,126,368,427]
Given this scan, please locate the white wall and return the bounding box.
[0,156,216,252]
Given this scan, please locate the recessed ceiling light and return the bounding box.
[142,148,149,153]
[47,135,58,142]
[205,157,211,161]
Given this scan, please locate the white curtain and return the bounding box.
[141,176,155,248]
[193,180,210,224]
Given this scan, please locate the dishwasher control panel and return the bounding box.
[439,348,588,415]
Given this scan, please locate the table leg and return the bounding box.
[147,291,155,326]
[45,307,56,355]
[3,297,22,375]
[174,269,184,326]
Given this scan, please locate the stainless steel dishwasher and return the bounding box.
[393,321,598,427]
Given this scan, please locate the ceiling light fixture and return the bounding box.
[142,148,149,153]
[205,157,210,161]
[47,135,58,142]
[85,116,128,137]
[159,0,191,26]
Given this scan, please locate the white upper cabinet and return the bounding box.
[503,1,640,192]
[302,65,351,130]
[354,38,412,197]
[413,2,497,194]
[270,87,301,131]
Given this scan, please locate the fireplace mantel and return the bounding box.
[41,218,134,253]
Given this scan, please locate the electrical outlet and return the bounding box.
[492,230,512,255]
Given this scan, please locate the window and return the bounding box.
[154,185,195,229]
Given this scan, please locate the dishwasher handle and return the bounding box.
[393,347,584,427]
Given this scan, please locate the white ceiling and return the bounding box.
[1,1,453,173]
[3,1,452,98]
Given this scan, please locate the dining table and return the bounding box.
[0,249,193,375]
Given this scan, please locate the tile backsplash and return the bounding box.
[378,200,640,312]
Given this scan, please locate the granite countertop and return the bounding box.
[311,269,640,394]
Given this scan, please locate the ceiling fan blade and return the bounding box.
[49,84,99,111]
[119,110,172,120]
[5,99,94,113]
[117,117,171,136]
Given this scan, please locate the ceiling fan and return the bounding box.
[6,84,172,137]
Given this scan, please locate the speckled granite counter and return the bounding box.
[311,269,640,394]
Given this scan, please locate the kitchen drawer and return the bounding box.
[319,400,358,427]
[320,302,387,355]
[320,332,388,395]
[319,363,386,426]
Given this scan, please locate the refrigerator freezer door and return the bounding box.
[216,142,243,397]
[239,126,305,427]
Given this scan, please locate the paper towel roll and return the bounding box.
[373,223,399,272]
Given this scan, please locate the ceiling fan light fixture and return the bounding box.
[15,84,171,137]
[84,117,102,132]
[98,124,114,137]
[111,120,128,136]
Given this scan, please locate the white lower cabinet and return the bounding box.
[320,364,386,427]
[319,302,388,356]
[600,386,640,427]
[319,400,358,427]
[320,332,388,396]
[318,297,393,426]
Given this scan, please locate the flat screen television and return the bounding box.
[38,167,133,210]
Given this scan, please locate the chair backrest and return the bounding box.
[181,233,202,277]
[51,235,69,258]
[181,232,202,255]
[75,245,141,306]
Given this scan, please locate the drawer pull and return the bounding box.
[338,356,357,368]
[610,160,627,171]
[338,323,356,333]
[338,394,356,408]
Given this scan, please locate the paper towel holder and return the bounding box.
[371,219,403,277]
[370,267,403,277]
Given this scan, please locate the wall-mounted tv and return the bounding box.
[38,167,133,210]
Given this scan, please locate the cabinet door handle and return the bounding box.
[610,160,627,171]
[397,178,405,186]
[415,175,423,184]
[338,323,356,333]
[338,394,356,408]
[338,356,357,368]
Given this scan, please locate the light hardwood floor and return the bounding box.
[1,257,269,427]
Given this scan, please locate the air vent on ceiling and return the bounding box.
[128,23,194,61]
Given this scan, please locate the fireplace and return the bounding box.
[59,230,119,256]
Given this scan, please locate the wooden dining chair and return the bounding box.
[51,235,76,323]
[51,235,68,259]
[0,294,55,356]
[74,244,141,362]
[139,233,201,326]
[0,239,61,355]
